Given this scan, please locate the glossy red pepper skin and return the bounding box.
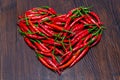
[45,22,64,31]
[59,49,81,69]
[60,51,72,65]
[34,41,51,53]
[29,15,47,20]
[48,7,56,14]
[38,23,55,36]
[26,34,45,40]
[71,29,89,45]
[72,44,84,52]
[89,12,101,24]
[24,37,36,50]
[90,34,102,47]
[43,57,61,74]
[28,19,40,33]
[37,27,51,37]
[71,27,97,45]
[69,46,89,67]
[70,15,84,28]
[72,24,84,32]
[83,34,92,44]
[38,56,57,71]
[86,14,100,28]
[18,22,29,32]
[36,50,53,57]
[42,40,62,46]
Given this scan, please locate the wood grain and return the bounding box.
[0,0,120,80]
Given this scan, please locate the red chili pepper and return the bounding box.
[38,8,53,14]
[80,20,93,28]
[90,31,102,47]
[42,40,62,46]
[69,46,89,67]
[84,29,101,44]
[64,17,71,29]
[70,15,84,28]
[84,35,98,46]
[43,56,61,74]
[28,19,40,33]
[71,27,97,45]
[30,15,47,20]
[52,17,66,22]
[26,34,45,40]
[54,22,65,26]
[49,46,63,55]
[45,22,73,34]
[72,44,84,52]
[62,17,71,37]
[60,51,72,65]
[45,22,63,31]
[37,27,51,37]
[84,16,92,24]
[66,8,78,18]
[48,7,56,14]
[36,50,53,57]
[37,54,57,71]
[71,30,89,45]
[72,24,84,32]
[24,37,36,50]
[55,48,64,55]
[56,14,67,18]
[18,22,29,32]
[58,49,81,69]
[89,11,101,24]
[86,14,100,28]
[38,23,55,36]
[90,34,102,47]
[83,34,92,44]
[31,40,52,53]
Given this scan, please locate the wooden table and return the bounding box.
[0,0,120,80]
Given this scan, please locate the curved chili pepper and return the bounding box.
[18,22,29,32]
[86,14,100,28]
[37,27,51,37]
[43,56,61,74]
[36,50,53,57]
[31,39,52,53]
[38,23,55,36]
[89,11,101,24]
[83,34,92,44]
[42,40,62,46]
[90,30,102,47]
[60,51,72,65]
[84,29,101,44]
[72,44,84,52]
[24,37,36,50]
[58,49,81,69]
[70,15,84,28]
[28,19,40,33]
[30,14,47,20]
[90,34,102,47]
[49,46,63,55]
[26,34,45,40]
[72,24,84,32]
[37,54,57,71]
[44,22,72,33]
[69,46,89,67]
[71,26,97,45]
[44,22,63,31]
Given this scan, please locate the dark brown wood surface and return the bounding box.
[0,0,120,80]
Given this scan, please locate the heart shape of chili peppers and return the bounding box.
[17,6,104,75]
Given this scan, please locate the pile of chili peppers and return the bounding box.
[18,6,104,75]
